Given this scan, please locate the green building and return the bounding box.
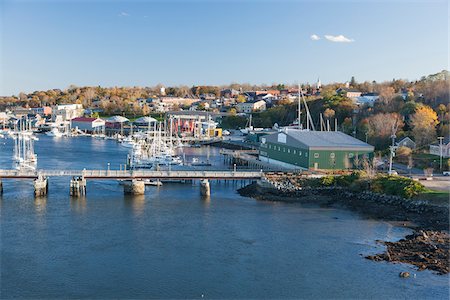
[259,129,374,170]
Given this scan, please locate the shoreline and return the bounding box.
[238,181,449,275]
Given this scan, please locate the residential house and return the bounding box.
[396,137,416,150]
[236,100,267,113]
[220,89,240,98]
[429,138,450,158]
[356,93,379,107]
[52,104,84,121]
[336,88,362,99]
[31,106,52,116]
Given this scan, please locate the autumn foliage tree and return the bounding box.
[410,105,439,146]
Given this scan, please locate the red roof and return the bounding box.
[71,117,101,122]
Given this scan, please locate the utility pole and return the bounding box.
[438,136,444,171]
[388,119,399,175]
[388,133,397,175]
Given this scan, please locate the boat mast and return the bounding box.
[298,83,302,129]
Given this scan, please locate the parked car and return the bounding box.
[443,171,450,176]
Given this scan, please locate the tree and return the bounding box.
[410,105,439,146]
[378,86,395,106]
[323,108,335,119]
[396,146,412,164]
[366,113,404,149]
[236,95,246,103]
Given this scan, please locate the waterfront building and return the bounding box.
[71,117,105,133]
[105,115,129,129]
[259,129,374,170]
[31,106,52,116]
[52,104,84,121]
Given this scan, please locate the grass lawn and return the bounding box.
[411,152,449,171]
[414,189,449,206]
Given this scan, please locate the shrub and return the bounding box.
[321,176,336,186]
[371,175,425,198]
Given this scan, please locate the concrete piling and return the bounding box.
[0,179,3,195]
[70,176,87,197]
[123,180,145,195]
[200,179,210,197]
[34,175,48,197]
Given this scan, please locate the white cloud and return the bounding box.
[119,12,130,17]
[324,34,354,43]
[310,34,320,41]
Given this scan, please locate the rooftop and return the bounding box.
[265,129,374,151]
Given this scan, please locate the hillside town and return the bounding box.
[0,70,448,175]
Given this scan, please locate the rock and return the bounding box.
[399,272,410,278]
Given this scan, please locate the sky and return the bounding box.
[0,0,448,96]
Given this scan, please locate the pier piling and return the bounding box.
[34,175,48,197]
[0,179,3,195]
[200,179,211,197]
[123,180,145,195]
[70,176,87,197]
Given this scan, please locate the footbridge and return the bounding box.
[0,169,263,197]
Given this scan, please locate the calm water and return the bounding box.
[0,136,448,299]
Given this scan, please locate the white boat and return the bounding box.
[144,179,163,186]
[46,128,63,137]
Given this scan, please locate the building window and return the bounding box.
[314,153,319,158]
[278,146,281,151]
[293,149,296,154]
[268,144,271,149]
[287,149,290,153]
[330,153,335,159]
[283,147,285,152]
[299,151,302,156]
[305,152,308,157]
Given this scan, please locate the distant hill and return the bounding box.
[421,70,449,82]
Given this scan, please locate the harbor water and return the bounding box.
[0,136,448,298]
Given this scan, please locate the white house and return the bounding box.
[356,93,379,107]
[429,138,450,158]
[52,104,84,121]
[236,100,266,113]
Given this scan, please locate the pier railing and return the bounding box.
[0,169,263,180]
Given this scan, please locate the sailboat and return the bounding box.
[13,119,38,170]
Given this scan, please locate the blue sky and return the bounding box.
[1,0,448,95]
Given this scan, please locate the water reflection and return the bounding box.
[70,196,87,213]
[34,197,47,216]
[124,195,146,216]
[201,195,211,208]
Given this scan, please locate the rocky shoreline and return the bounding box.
[238,181,449,275]
[367,230,449,275]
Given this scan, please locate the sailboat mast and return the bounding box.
[298,83,301,129]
